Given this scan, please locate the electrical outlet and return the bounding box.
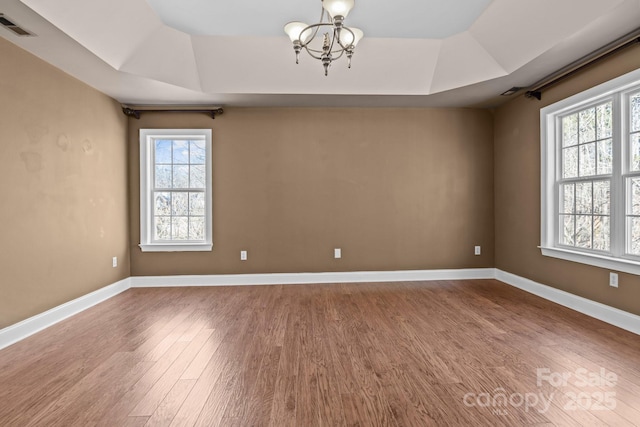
[112,257,118,268]
[474,246,481,256]
[609,272,618,288]
[334,248,341,259]
[240,250,247,261]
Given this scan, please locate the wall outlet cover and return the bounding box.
[609,272,618,288]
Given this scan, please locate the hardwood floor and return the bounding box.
[1,279,640,426]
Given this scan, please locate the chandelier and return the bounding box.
[284,0,364,76]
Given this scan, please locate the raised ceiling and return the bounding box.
[147,0,494,39]
[2,0,640,107]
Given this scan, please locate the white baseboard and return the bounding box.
[0,278,131,351]
[130,268,496,287]
[0,269,494,351]
[2,268,637,351]
[495,269,640,336]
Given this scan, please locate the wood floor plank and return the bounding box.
[178,290,264,427]
[130,328,214,416]
[267,311,300,427]
[97,341,190,426]
[24,352,154,427]
[145,379,196,427]
[1,280,639,426]
[179,328,225,380]
[308,289,346,427]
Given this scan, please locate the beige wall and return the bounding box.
[494,45,640,316]
[0,38,130,328]
[4,25,639,328]
[129,108,494,276]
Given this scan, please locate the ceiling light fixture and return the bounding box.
[284,0,363,76]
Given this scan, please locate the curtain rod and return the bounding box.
[121,105,224,120]
[525,28,640,101]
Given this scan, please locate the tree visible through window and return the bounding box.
[558,102,612,251]
[540,68,640,275]
[153,139,206,241]
[139,129,212,252]
[626,92,640,255]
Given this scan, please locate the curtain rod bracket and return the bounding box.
[525,91,542,101]
[122,107,140,119]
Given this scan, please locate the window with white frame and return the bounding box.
[541,68,640,275]
[139,129,212,252]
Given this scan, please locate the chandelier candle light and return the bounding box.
[284,0,364,76]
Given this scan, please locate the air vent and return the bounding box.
[0,14,35,37]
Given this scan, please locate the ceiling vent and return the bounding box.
[0,14,35,37]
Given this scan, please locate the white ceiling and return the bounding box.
[1,0,640,108]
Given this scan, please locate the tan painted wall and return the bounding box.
[494,45,640,316]
[129,108,494,276]
[0,38,130,328]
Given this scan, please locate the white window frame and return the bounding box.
[139,128,213,252]
[541,67,640,275]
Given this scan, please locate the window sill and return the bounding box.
[540,246,640,276]
[139,243,213,252]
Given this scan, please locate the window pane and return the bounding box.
[597,102,612,139]
[593,216,610,251]
[173,140,189,164]
[596,139,612,175]
[171,192,189,216]
[630,178,640,215]
[575,215,592,249]
[560,215,574,246]
[562,146,578,178]
[190,165,206,189]
[560,183,574,214]
[579,143,596,176]
[562,114,578,147]
[189,193,205,216]
[579,108,596,143]
[190,140,206,164]
[631,134,640,172]
[142,129,211,248]
[155,140,172,164]
[172,217,189,240]
[155,165,172,188]
[575,182,592,214]
[189,217,205,240]
[593,181,610,215]
[154,192,171,215]
[631,93,640,133]
[173,165,189,188]
[630,217,640,255]
[154,216,171,240]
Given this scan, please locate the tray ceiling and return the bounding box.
[1,0,639,107]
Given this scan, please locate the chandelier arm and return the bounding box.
[303,6,327,47]
[328,27,338,55]
[331,49,345,60]
[306,46,329,55]
[322,8,331,24]
[303,45,325,60]
[299,22,334,49]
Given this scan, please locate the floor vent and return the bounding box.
[0,14,35,37]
